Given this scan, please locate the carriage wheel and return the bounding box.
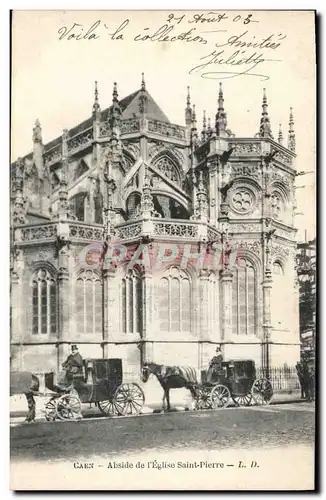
[98,398,119,417]
[195,387,212,410]
[113,383,145,416]
[251,378,273,406]
[210,384,231,409]
[55,394,82,421]
[232,394,252,407]
[44,398,57,421]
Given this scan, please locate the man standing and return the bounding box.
[207,345,224,384]
[57,345,83,390]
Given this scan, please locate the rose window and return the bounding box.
[271,192,282,218]
[231,189,254,213]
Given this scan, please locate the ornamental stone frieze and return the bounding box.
[229,223,261,233]
[230,163,262,183]
[237,240,262,257]
[271,244,290,258]
[228,141,262,155]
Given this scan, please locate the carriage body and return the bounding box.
[44,358,145,421]
[198,359,273,409]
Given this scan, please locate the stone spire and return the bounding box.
[191,104,198,148]
[139,73,148,115]
[207,117,213,138]
[288,107,296,152]
[259,88,273,138]
[185,86,192,127]
[32,119,44,176]
[201,110,207,142]
[109,82,122,137]
[137,164,159,219]
[278,124,283,146]
[215,82,228,137]
[12,158,26,225]
[57,130,70,219]
[191,170,208,222]
[92,80,101,120]
[33,119,42,143]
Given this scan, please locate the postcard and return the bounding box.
[10,9,316,491]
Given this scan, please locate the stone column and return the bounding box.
[262,276,273,377]
[102,267,111,358]
[142,272,153,362]
[220,269,233,346]
[199,270,209,340]
[57,243,71,370]
[104,269,119,358]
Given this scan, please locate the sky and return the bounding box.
[11,10,316,241]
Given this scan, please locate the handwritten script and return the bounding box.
[57,12,287,81]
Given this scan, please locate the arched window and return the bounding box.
[270,191,284,219]
[32,269,57,335]
[158,267,191,332]
[153,156,181,185]
[122,270,143,333]
[75,270,102,334]
[70,192,87,221]
[232,259,256,335]
[273,261,284,275]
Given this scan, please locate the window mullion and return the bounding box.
[47,278,50,335]
[237,269,240,335]
[83,280,86,335]
[179,278,182,332]
[168,278,171,332]
[126,278,130,334]
[38,280,41,335]
[133,277,137,334]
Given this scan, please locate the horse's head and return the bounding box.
[141,363,151,383]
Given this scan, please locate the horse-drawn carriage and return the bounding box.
[196,360,273,409]
[44,358,145,421]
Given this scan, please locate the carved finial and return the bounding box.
[33,119,42,143]
[92,81,101,116]
[278,124,283,145]
[259,88,273,139]
[190,169,208,222]
[198,170,205,191]
[113,82,118,102]
[288,107,296,152]
[207,117,212,138]
[215,82,228,137]
[138,76,148,115]
[192,104,197,128]
[185,86,192,126]
[109,82,122,133]
[141,72,146,91]
[201,110,207,142]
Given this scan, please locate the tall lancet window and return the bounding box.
[75,270,102,335]
[122,270,143,334]
[232,259,256,336]
[32,269,57,335]
[158,267,191,332]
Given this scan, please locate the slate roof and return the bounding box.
[43,88,170,153]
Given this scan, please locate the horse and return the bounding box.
[141,362,198,412]
[10,371,40,422]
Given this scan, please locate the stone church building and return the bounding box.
[10,76,300,381]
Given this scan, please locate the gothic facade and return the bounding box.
[10,76,300,380]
